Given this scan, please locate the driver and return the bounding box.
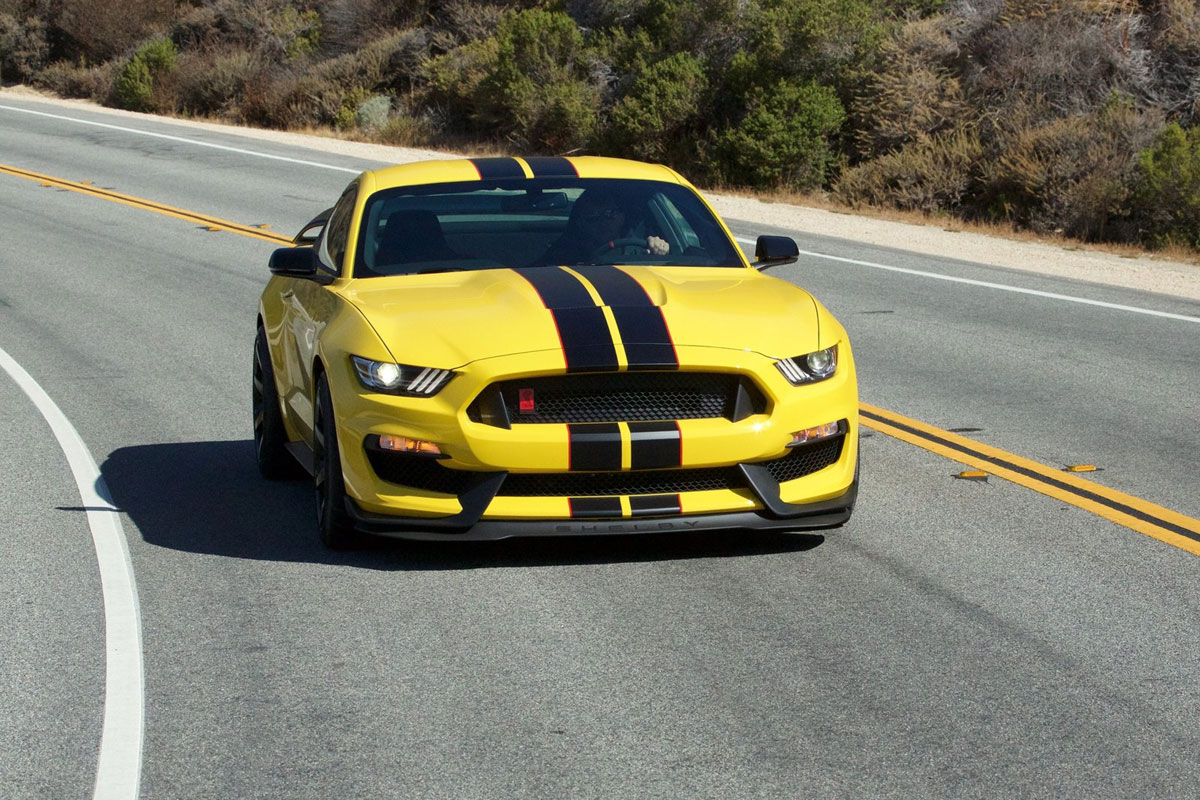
[538,189,669,265]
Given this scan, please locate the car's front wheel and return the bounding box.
[313,372,358,549]
[253,327,301,480]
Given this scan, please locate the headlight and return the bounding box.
[775,345,838,385]
[350,356,455,396]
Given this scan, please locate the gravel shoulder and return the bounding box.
[5,86,1199,303]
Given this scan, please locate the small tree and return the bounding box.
[1133,121,1200,248]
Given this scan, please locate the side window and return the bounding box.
[319,183,358,274]
[655,194,702,250]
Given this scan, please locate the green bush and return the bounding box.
[472,8,603,151]
[1133,121,1200,248]
[605,52,707,164]
[713,78,845,190]
[111,37,178,112]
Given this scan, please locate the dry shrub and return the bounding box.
[1142,0,1200,124]
[377,109,438,146]
[851,15,969,159]
[171,0,321,61]
[1,13,49,83]
[960,0,1155,120]
[446,1,505,42]
[835,128,985,213]
[980,99,1161,239]
[175,48,273,116]
[57,0,174,63]
[30,60,113,99]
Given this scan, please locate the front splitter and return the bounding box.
[345,482,856,541]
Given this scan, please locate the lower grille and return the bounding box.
[366,437,843,497]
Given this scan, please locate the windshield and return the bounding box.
[353,177,744,278]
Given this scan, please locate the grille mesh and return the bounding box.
[469,372,763,424]
[366,437,843,498]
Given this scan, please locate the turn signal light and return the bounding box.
[788,421,841,447]
[378,435,443,456]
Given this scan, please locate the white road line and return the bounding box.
[736,236,1200,325]
[0,102,360,174]
[0,346,144,800]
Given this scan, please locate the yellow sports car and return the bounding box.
[254,156,858,547]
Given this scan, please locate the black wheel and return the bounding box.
[253,327,302,480]
[313,373,358,549]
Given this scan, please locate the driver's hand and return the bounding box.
[647,236,669,255]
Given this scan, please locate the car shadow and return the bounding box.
[99,440,825,571]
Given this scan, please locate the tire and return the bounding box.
[313,373,359,549]
[253,327,302,480]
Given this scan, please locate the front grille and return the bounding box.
[365,437,843,497]
[468,372,766,425]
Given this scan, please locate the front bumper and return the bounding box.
[345,478,857,540]
[326,343,859,532]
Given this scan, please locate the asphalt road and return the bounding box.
[1,95,1198,799]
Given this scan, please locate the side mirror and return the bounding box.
[268,246,318,277]
[751,235,800,270]
[292,207,333,246]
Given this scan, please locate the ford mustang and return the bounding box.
[254,156,858,547]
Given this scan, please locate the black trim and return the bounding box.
[568,423,623,471]
[574,266,679,370]
[860,409,1200,545]
[470,157,525,180]
[628,421,682,470]
[629,494,682,517]
[525,156,578,177]
[569,497,623,519]
[344,482,856,540]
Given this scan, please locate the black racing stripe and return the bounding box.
[513,267,594,308]
[525,156,577,177]
[514,268,619,373]
[610,307,678,370]
[470,157,525,179]
[554,307,620,373]
[574,266,678,370]
[860,408,1200,545]
[629,494,682,517]
[628,421,682,470]
[569,423,622,471]
[569,497,623,519]
[573,265,653,306]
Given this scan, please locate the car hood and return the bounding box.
[339,266,822,368]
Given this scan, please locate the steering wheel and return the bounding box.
[589,237,648,262]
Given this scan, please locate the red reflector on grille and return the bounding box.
[519,388,535,413]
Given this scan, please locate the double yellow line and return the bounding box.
[6,161,1199,557]
[0,163,292,245]
[861,404,1200,556]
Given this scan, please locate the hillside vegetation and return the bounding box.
[3,0,1199,250]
